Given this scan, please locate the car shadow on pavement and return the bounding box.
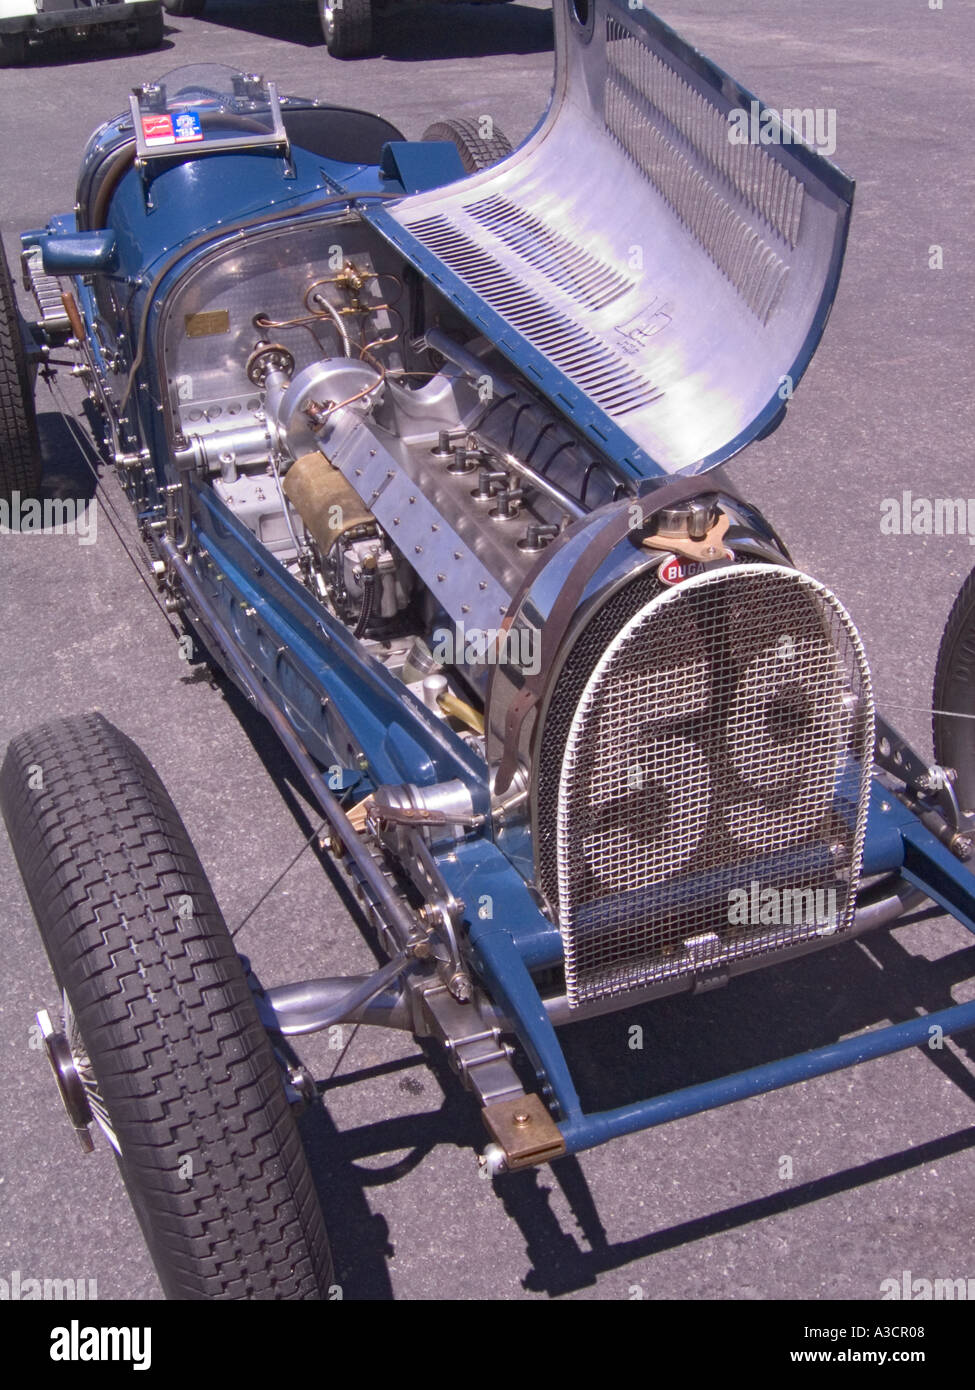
[502,919,975,1296]
[379,2,554,61]
[187,0,322,47]
[17,33,176,70]
[497,1122,975,1297]
[35,410,98,503]
[198,0,554,57]
[300,1055,488,1297]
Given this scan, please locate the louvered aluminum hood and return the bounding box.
[371,0,854,480]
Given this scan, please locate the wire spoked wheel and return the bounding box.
[36,990,119,1156]
[934,566,975,817]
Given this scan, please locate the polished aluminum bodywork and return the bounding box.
[387,0,854,477]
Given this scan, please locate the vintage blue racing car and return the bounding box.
[3,0,975,1299]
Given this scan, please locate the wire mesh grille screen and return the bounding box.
[553,564,874,1007]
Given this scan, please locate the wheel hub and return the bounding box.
[36,1009,94,1154]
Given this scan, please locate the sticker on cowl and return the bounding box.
[141,114,176,146]
[173,111,203,143]
[141,111,203,147]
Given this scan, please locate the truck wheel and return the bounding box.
[0,32,27,66]
[0,713,334,1300]
[421,117,513,173]
[934,569,975,816]
[161,0,205,15]
[130,7,165,47]
[319,0,374,58]
[0,235,41,504]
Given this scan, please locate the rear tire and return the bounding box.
[0,234,41,504]
[421,117,513,173]
[934,569,975,815]
[1,713,334,1300]
[319,0,374,58]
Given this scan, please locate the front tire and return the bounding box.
[1,713,334,1300]
[934,570,975,815]
[0,234,41,504]
[319,0,374,58]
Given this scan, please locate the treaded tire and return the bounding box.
[0,235,41,504]
[161,0,205,16]
[319,0,374,57]
[421,117,513,173]
[0,713,334,1300]
[934,568,975,816]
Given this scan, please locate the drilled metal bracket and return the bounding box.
[420,981,524,1107]
[482,1094,566,1170]
[875,714,974,855]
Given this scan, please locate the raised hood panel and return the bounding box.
[375,0,854,480]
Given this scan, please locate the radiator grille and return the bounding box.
[546,564,873,1007]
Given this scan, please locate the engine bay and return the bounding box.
[159,213,633,737]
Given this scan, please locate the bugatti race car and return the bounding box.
[3,0,975,1300]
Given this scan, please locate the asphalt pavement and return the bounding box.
[0,0,973,1303]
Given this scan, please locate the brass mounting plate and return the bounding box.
[482,1094,566,1169]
